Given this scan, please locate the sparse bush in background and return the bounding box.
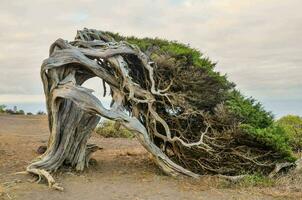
[276,115,302,152]
[95,120,134,138]
[0,105,6,113]
[36,111,46,115]
[3,106,25,115]
[16,109,25,115]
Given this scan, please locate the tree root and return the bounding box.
[26,167,64,191]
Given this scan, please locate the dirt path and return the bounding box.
[0,115,298,200]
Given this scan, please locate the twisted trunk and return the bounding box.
[27,29,200,190]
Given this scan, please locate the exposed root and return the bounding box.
[26,166,64,191]
[269,162,295,178]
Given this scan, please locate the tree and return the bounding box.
[26,29,296,190]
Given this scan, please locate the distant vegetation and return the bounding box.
[0,104,46,115]
[95,120,134,138]
[0,105,6,113]
[276,115,302,152]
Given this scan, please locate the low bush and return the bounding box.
[276,115,302,152]
[0,105,6,113]
[95,120,134,138]
[241,124,295,161]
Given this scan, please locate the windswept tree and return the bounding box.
[25,29,297,190]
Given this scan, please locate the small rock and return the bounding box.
[37,145,47,154]
[89,158,98,166]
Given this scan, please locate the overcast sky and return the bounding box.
[0,0,301,117]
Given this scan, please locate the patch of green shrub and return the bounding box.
[220,174,276,188]
[238,174,275,187]
[241,124,295,161]
[95,120,134,138]
[276,115,302,151]
[105,32,214,69]
[0,105,6,113]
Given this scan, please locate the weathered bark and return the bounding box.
[27,29,201,190]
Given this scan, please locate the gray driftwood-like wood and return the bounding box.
[27,29,200,190]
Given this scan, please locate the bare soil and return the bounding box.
[0,115,301,200]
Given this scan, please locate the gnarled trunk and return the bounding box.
[27,29,200,190]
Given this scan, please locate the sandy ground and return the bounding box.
[0,114,301,200]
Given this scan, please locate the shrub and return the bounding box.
[1,106,25,115]
[237,174,275,187]
[16,109,25,115]
[36,111,46,115]
[5,108,25,115]
[241,124,295,161]
[0,105,6,113]
[95,120,134,138]
[276,115,302,151]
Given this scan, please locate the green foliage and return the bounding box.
[0,105,6,113]
[104,31,295,165]
[226,90,274,129]
[105,32,215,69]
[240,174,273,187]
[106,33,232,87]
[3,106,25,115]
[276,115,302,151]
[95,121,134,138]
[17,110,25,115]
[241,124,295,161]
[105,31,234,111]
[237,174,275,187]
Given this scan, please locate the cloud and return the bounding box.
[0,0,301,116]
[0,94,44,103]
[56,12,89,23]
